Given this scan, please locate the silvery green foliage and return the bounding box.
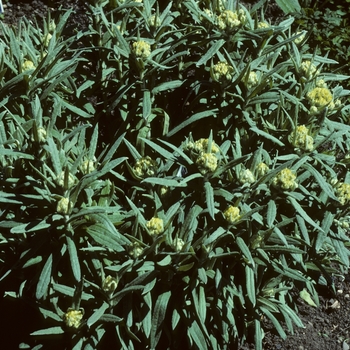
[1,0,350,349]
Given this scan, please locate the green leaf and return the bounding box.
[254,319,263,350]
[87,301,109,328]
[152,80,183,94]
[236,237,255,267]
[66,233,81,283]
[150,291,171,349]
[167,109,218,137]
[288,196,324,233]
[266,200,276,228]
[204,227,226,245]
[204,181,215,219]
[260,306,287,339]
[196,39,225,67]
[47,137,62,175]
[300,288,317,307]
[140,138,175,160]
[87,223,127,252]
[30,326,64,336]
[188,320,208,350]
[303,163,338,201]
[36,254,52,300]
[143,90,152,120]
[88,124,99,161]
[275,0,301,14]
[245,265,256,307]
[250,126,284,146]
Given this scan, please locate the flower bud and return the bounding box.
[271,168,298,191]
[196,153,218,174]
[102,275,119,294]
[239,169,255,185]
[56,197,72,215]
[146,217,164,236]
[223,206,241,224]
[64,308,84,329]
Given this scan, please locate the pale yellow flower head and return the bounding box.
[211,61,234,83]
[22,60,36,72]
[56,197,72,215]
[257,21,270,29]
[64,309,84,329]
[80,160,95,175]
[133,156,157,178]
[272,168,298,191]
[43,33,52,47]
[188,138,220,154]
[256,162,269,178]
[56,171,77,189]
[239,169,255,185]
[148,15,161,28]
[172,237,185,252]
[335,183,350,206]
[217,10,245,30]
[246,71,259,89]
[307,87,334,114]
[289,125,314,152]
[132,40,151,59]
[300,60,319,80]
[196,153,218,174]
[146,217,164,236]
[128,241,143,258]
[223,206,241,224]
[294,31,306,45]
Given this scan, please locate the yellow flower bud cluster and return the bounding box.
[133,156,158,178]
[211,61,234,83]
[307,87,334,115]
[223,206,241,224]
[172,237,185,252]
[294,31,306,45]
[300,60,319,80]
[257,21,270,29]
[43,33,52,47]
[64,308,84,329]
[334,217,350,229]
[335,182,350,206]
[146,217,164,236]
[217,9,246,31]
[289,125,314,152]
[102,275,118,294]
[272,168,298,191]
[186,138,220,154]
[56,171,77,189]
[22,60,36,72]
[196,153,218,175]
[239,169,255,185]
[56,197,72,215]
[80,159,95,175]
[255,162,269,178]
[148,15,161,28]
[132,40,151,59]
[245,71,259,89]
[128,241,143,258]
[185,138,220,175]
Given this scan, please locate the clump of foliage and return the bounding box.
[295,0,350,88]
[1,0,350,349]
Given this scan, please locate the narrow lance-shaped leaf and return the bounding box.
[36,254,53,300]
[204,181,215,219]
[150,291,171,349]
[66,232,81,283]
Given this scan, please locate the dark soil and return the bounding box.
[1,1,350,349]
